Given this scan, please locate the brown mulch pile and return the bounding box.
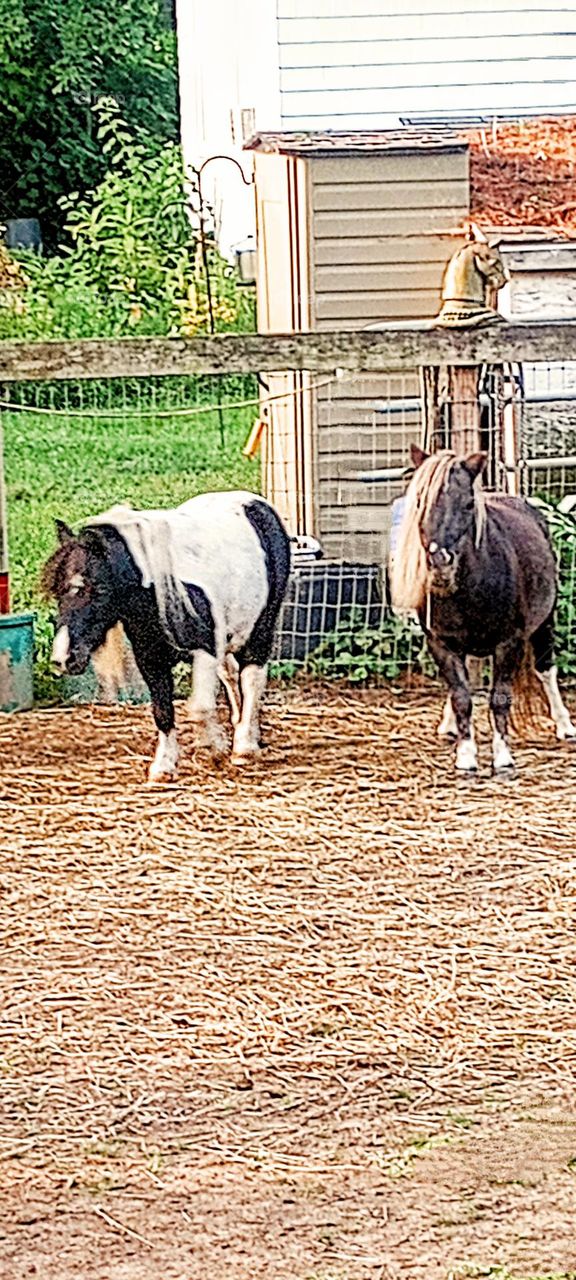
[1,683,576,1278]
[469,114,576,235]
[0,243,28,291]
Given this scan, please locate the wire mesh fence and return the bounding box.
[263,359,576,676]
[521,359,576,499]
[1,349,576,697]
[1,372,259,583]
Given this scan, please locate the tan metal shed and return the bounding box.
[245,129,469,561]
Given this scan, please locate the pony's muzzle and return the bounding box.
[51,625,70,675]
[427,541,453,570]
[50,625,90,676]
[427,542,456,596]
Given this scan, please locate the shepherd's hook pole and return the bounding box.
[194,156,253,449]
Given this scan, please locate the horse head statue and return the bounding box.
[436,223,509,328]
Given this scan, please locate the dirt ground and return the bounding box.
[2,682,576,1280]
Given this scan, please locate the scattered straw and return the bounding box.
[1,681,576,1198]
[90,1204,154,1249]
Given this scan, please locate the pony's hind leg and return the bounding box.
[189,650,228,755]
[538,667,576,740]
[218,653,242,727]
[438,694,457,739]
[232,664,267,763]
[531,615,576,740]
[428,637,477,772]
[491,635,524,773]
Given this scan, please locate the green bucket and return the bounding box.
[0,613,34,712]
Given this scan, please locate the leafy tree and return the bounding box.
[0,0,178,247]
[57,99,194,330]
[0,102,255,341]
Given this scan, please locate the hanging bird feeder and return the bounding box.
[233,236,257,286]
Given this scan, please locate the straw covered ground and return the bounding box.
[2,681,576,1280]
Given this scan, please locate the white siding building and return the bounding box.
[175,0,576,251]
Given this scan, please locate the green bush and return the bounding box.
[306,608,431,683]
[0,0,178,246]
[531,496,576,677]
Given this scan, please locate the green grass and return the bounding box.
[4,398,258,697]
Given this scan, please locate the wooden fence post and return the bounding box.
[448,365,482,456]
[420,364,482,457]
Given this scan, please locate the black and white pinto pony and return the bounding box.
[391,446,576,774]
[43,492,291,782]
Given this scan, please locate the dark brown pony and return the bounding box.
[391,446,575,774]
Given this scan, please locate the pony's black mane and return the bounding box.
[41,542,78,599]
[41,528,110,600]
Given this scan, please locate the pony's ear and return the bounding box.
[55,519,75,545]
[467,220,488,243]
[410,444,429,470]
[463,452,488,480]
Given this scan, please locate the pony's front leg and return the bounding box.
[437,656,485,738]
[125,635,179,783]
[147,668,179,784]
[491,636,522,774]
[232,664,267,763]
[428,637,477,772]
[189,650,227,755]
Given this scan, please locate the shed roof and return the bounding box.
[244,128,468,157]
[246,116,576,241]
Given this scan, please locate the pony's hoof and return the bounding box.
[196,728,228,756]
[147,768,178,786]
[455,741,478,773]
[231,746,261,766]
[197,740,228,763]
[455,765,478,778]
[493,764,517,780]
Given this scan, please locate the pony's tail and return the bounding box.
[510,643,549,736]
[91,623,127,704]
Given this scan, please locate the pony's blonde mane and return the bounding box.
[91,623,128,700]
[390,451,486,611]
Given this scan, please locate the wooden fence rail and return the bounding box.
[1,321,576,382]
